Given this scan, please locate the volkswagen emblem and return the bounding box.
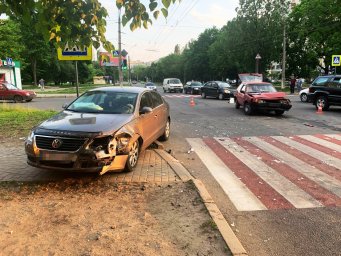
[51,139,63,149]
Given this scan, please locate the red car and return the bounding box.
[0,82,36,102]
[234,74,292,115]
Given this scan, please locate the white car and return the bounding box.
[299,88,309,102]
[145,82,157,91]
[163,78,183,93]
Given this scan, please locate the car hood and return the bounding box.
[38,111,134,134]
[249,92,287,99]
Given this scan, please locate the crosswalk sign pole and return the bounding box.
[75,61,79,97]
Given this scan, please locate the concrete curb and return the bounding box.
[154,149,248,256]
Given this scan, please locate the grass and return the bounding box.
[0,104,57,140]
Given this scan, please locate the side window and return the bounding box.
[151,92,163,108]
[330,77,341,88]
[313,77,329,86]
[139,92,153,111]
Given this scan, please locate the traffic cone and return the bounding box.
[189,97,196,107]
[316,102,323,114]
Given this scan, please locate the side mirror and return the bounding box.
[62,103,69,109]
[140,106,152,115]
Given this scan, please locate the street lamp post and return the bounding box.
[255,53,262,74]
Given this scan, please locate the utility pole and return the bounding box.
[281,24,286,89]
[128,55,131,85]
[118,8,123,86]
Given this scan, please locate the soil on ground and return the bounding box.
[0,179,230,256]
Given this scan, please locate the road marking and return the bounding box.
[188,134,341,211]
[187,138,267,211]
[216,138,322,209]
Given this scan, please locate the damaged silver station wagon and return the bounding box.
[25,87,170,175]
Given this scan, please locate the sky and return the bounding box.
[99,0,239,63]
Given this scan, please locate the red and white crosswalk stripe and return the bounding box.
[163,95,201,98]
[187,134,341,211]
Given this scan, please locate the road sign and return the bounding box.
[57,43,92,60]
[332,55,340,66]
[6,57,14,67]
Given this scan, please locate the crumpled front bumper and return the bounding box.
[25,139,128,174]
[251,102,292,111]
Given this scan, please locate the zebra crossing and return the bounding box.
[187,134,341,211]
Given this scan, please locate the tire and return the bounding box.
[218,93,224,100]
[300,93,308,102]
[26,99,33,102]
[159,119,170,141]
[191,89,194,95]
[180,89,183,93]
[244,103,253,115]
[184,89,188,94]
[275,110,285,116]
[235,99,240,109]
[13,95,23,103]
[315,95,329,111]
[163,88,166,93]
[201,92,206,99]
[125,140,140,172]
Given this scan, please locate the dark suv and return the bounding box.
[308,75,341,110]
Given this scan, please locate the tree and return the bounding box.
[174,44,181,55]
[0,19,24,61]
[287,0,341,77]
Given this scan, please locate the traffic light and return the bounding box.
[122,59,127,70]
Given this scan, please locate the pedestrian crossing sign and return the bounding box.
[332,55,340,66]
[57,43,92,61]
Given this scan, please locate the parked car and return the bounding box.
[163,78,183,93]
[308,75,341,110]
[234,75,292,115]
[145,82,157,91]
[0,81,36,102]
[201,81,235,100]
[25,87,171,174]
[184,81,203,94]
[299,88,309,102]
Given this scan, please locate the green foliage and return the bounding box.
[0,105,57,139]
[0,19,24,61]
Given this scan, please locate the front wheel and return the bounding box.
[275,110,285,116]
[235,99,240,109]
[315,95,329,111]
[218,93,224,100]
[125,140,139,172]
[159,119,170,141]
[201,92,206,99]
[300,93,308,102]
[244,103,253,115]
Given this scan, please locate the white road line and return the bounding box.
[324,134,341,142]
[299,135,341,153]
[216,138,323,208]
[187,138,267,211]
[272,136,341,170]
[246,137,341,198]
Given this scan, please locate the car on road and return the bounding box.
[145,82,157,91]
[308,75,341,110]
[299,88,309,102]
[235,74,292,115]
[25,87,171,174]
[201,81,235,100]
[0,81,36,102]
[162,78,183,93]
[184,81,203,94]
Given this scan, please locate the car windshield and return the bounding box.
[67,91,138,114]
[146,83,154,86]
[218,82,231,88]
[191,82,202,87]
[246,83,277,93]
[170,79,181,84]
[2,82,18,90]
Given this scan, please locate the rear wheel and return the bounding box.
[159,119,170,141]
[125,140,139,172]
[244,103,253,115]
[26,99,32,102]
[315,95,329,111]
[13,95,23,103]
[201,92,206,99]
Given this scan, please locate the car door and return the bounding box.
[211,82,219,97]
[327,76,341,104]
[236,84,246,105]
[150,91,167,139]
[138,91,159,146]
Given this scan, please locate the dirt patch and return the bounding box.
[0,180,230,256]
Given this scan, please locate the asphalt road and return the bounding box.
[8,86,341,256]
